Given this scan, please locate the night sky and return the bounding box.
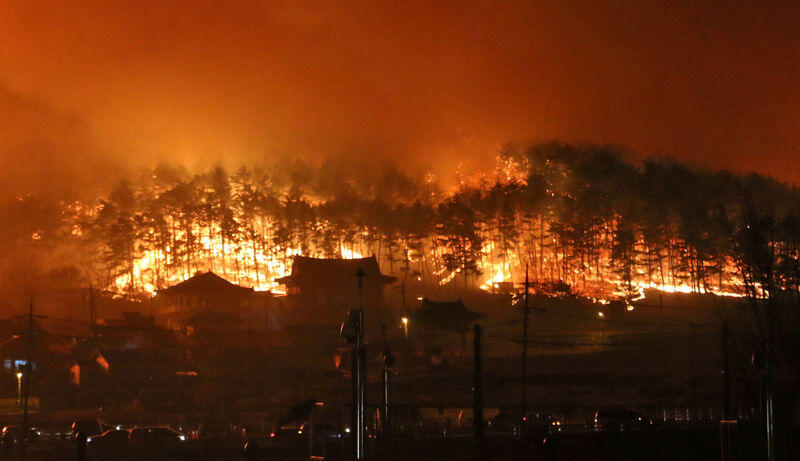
[1,0,799,194]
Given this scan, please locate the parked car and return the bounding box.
[487,412,520,436]
[72,420,104,438]
[0,426,40,448]
[298,422,344,439]
[592,410,651,431]
[129,426,187,456]
[272,421,344,440]
[270,422,303,440]
[87,429,130,458]
[523,412,563,435]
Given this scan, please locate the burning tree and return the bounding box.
[5,141,796,306]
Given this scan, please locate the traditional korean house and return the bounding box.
[276,256,397,325]
[153,271,270,332]
[411,298,484,357]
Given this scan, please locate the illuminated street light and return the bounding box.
[597,311,605,318]
[15,371,22,406]
[401,317,409,339]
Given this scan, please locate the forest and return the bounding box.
[6,142,800,305]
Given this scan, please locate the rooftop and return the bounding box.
[156,271,255,297]
[276,255,397,286]
[412,298,485,332]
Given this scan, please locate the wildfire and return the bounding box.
[104,208,752,301]
[611,278,746,302]
[479,269,507,291]
[110,225,368,296]
[81,153,759,303]
[109,225,750,301]
[340,246,363,260]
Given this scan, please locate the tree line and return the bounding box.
[50,142,800,307]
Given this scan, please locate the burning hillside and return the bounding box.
[15,142,799,302]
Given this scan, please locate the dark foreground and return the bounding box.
[0,422,773,461]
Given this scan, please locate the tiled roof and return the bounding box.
[157,271,254,296]
[276,256,396,286]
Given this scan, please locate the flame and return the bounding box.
[109,219,751,301]
[611,279,746,301]
[479,269,507,291]
[90,156,753,302]
[340,246,363,259]
[438,268,459,286]
[110,218,303,296]
[110,222,371,296]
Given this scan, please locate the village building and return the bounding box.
[411,298,484,359]
[153,271,275,334]
[69,340,199,410]
[276,255,397,324]
[94,311,164,350]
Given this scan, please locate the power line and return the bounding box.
[483,330,717,349]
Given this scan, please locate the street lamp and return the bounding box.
[16,371,22,406]
[401,317,409,339]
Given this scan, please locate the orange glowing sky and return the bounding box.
[1,0,799,194]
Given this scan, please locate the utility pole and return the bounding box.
[22,294,34,457]
[342,309,366,461]
[381,325,394,461]
[354,310,366,461]
[761,349,775,461]
[356,269,366,311]
[720,319,734,461]
[473,323,484,461]
[722,320,731,420]
[341,269,368,461]
[519,264,533,423]
[354,268,367,461]
[691,322,696,405]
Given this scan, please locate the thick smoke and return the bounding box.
[0,83,120,198]
[40,144,800,304]
[1,0,800,300]
[1,0,799,181]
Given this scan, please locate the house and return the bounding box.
[69,341,199,409]
[276,256,397,324]
[411,298,484,357]
[412,298,484,333]
[153,271,272,332]
[0,329,74,409]
[0,317,53,375]
[94,312,165,350]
